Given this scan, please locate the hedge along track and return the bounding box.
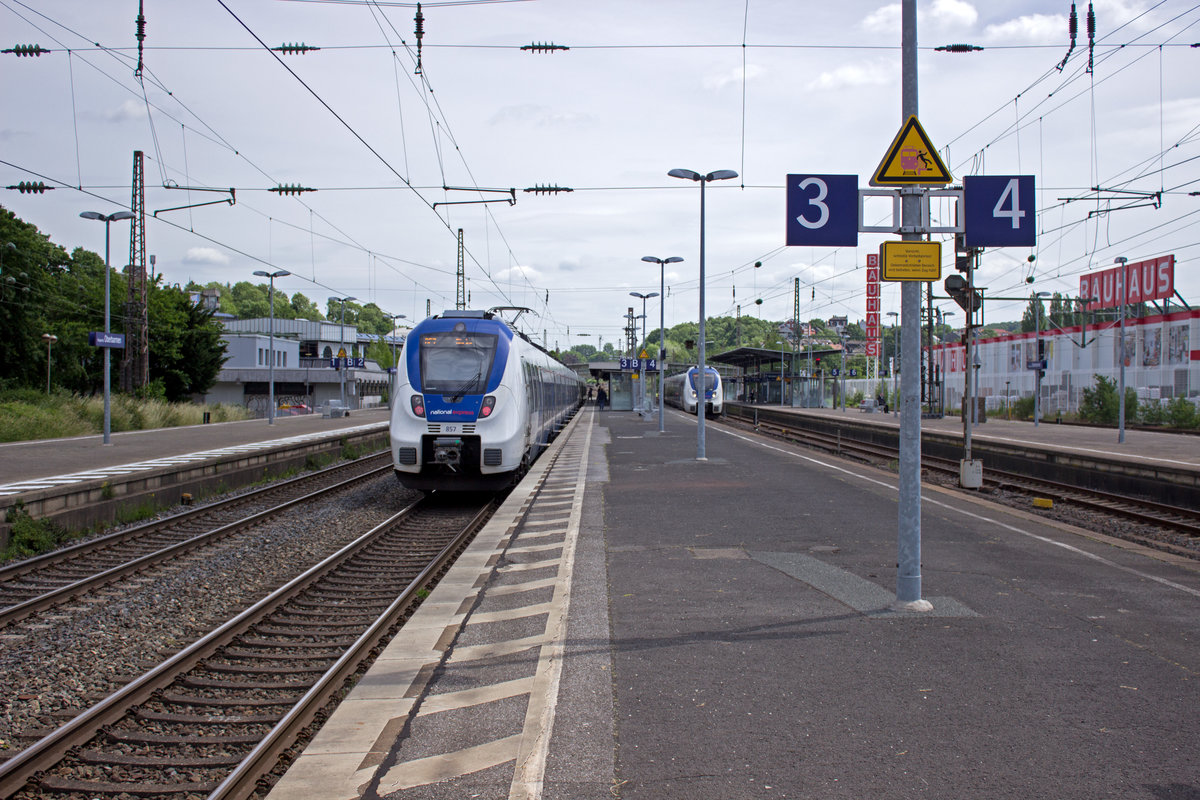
[0,492,494,799]
[0,452,390,628]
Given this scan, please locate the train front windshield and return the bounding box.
[419,332,498,396]
[691,371,718,393]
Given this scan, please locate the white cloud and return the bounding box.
[182,247,230,266]
[489,104,592,128]
[105,99,147,124]
[982,13,1064,44]
[931,0,978,28]
[806,62,892,92]
[864,0,976,33]
[495,264,542,282]
[703,63,764,92]
[862,4,901,34]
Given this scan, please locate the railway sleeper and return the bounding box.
[134,708,283,725]
[39,775,219,795]
[75,750,245,767]
[199,661,330,675]
[179,675,314,690]
[104,727,263,745]
[160,691,302,707]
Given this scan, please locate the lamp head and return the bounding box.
[668,168,701,181]
[707,169,738,181]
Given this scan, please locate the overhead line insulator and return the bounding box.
[269,184,316,196]
[6,181,53,193]
[523,185,574,195]
[272,42,320,55]
[520,42,570,53]
[935,44,983,52]
[3,44,51,57]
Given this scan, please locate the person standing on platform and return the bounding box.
[597,385,607,412]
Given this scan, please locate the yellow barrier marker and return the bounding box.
[1032,497,1053,509]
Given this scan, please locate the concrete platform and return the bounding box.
[0,408,390,537]
[268,405,1200,800]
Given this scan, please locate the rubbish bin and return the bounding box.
[202,411,211,424]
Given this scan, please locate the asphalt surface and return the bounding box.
[0,407,391,486]
[591,406,1199,799]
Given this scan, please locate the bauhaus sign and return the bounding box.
[1079,255,1174,311]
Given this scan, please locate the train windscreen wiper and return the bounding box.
[448,370,482,401]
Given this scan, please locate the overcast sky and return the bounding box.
[2,0,1197,350]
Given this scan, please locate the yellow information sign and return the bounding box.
[870,116,952,186]
[880,241,942,282]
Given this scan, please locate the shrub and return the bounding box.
[2,507,74,561]
[1167,396,1198,429]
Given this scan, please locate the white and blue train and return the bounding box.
[390,310,584,492]
[663,366,724,417]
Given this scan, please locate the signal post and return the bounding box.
[783,1,1037,611]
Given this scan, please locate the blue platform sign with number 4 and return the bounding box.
[963,175,1036,248]
[786,174,859,247]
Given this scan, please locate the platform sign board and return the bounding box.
[880,241,942,282]
[786,174,859,247]
[870,116,952,186]
[619,357,657,372]
[89,331,125,348]
[963,175,1036,247]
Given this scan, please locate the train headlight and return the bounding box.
[410,394,426,418]
[480,396,496,417]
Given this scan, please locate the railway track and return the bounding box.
[0,493,493,800]
[726,415,1200,541]
[0,452,390,628]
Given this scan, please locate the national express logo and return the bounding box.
[428,408,475,417]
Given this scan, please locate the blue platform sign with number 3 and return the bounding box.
[963,175,1036,248]
[786,174,859,247]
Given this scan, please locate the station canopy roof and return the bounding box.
[708,346,840,371]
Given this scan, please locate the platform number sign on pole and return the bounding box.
[963,175,1036,248]
[785,174,859,247]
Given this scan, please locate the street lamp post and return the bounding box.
[940,310,954,414]
[253,269,291,424]
[886,310,899,415]
[1033,290,1050,427]
[630,291,659,415]
[642,256,682,433]
[840,333,850,411]
[333,296,357,408]
[1114,256,1129,444]
[80,210,135,445]
[42,333,57,393]
[381,312,406,409]
[668,168,737,460]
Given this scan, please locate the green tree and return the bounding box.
[289,292,324,321]
[358,302,390,336]
[228,281,270,319]
[326,297,360,327]
[1021,292,1049,334]
[137,282,227,401]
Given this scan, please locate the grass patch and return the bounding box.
[0,389,252,444]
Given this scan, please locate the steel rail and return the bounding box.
[722,415,1200,539]
[0,461,391,628]
[0,451,388,585]
[0,494,456,798]
[208,500,495,800]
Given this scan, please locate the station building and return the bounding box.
[201,317,405,416]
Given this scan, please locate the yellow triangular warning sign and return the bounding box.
[870,115,952,186]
